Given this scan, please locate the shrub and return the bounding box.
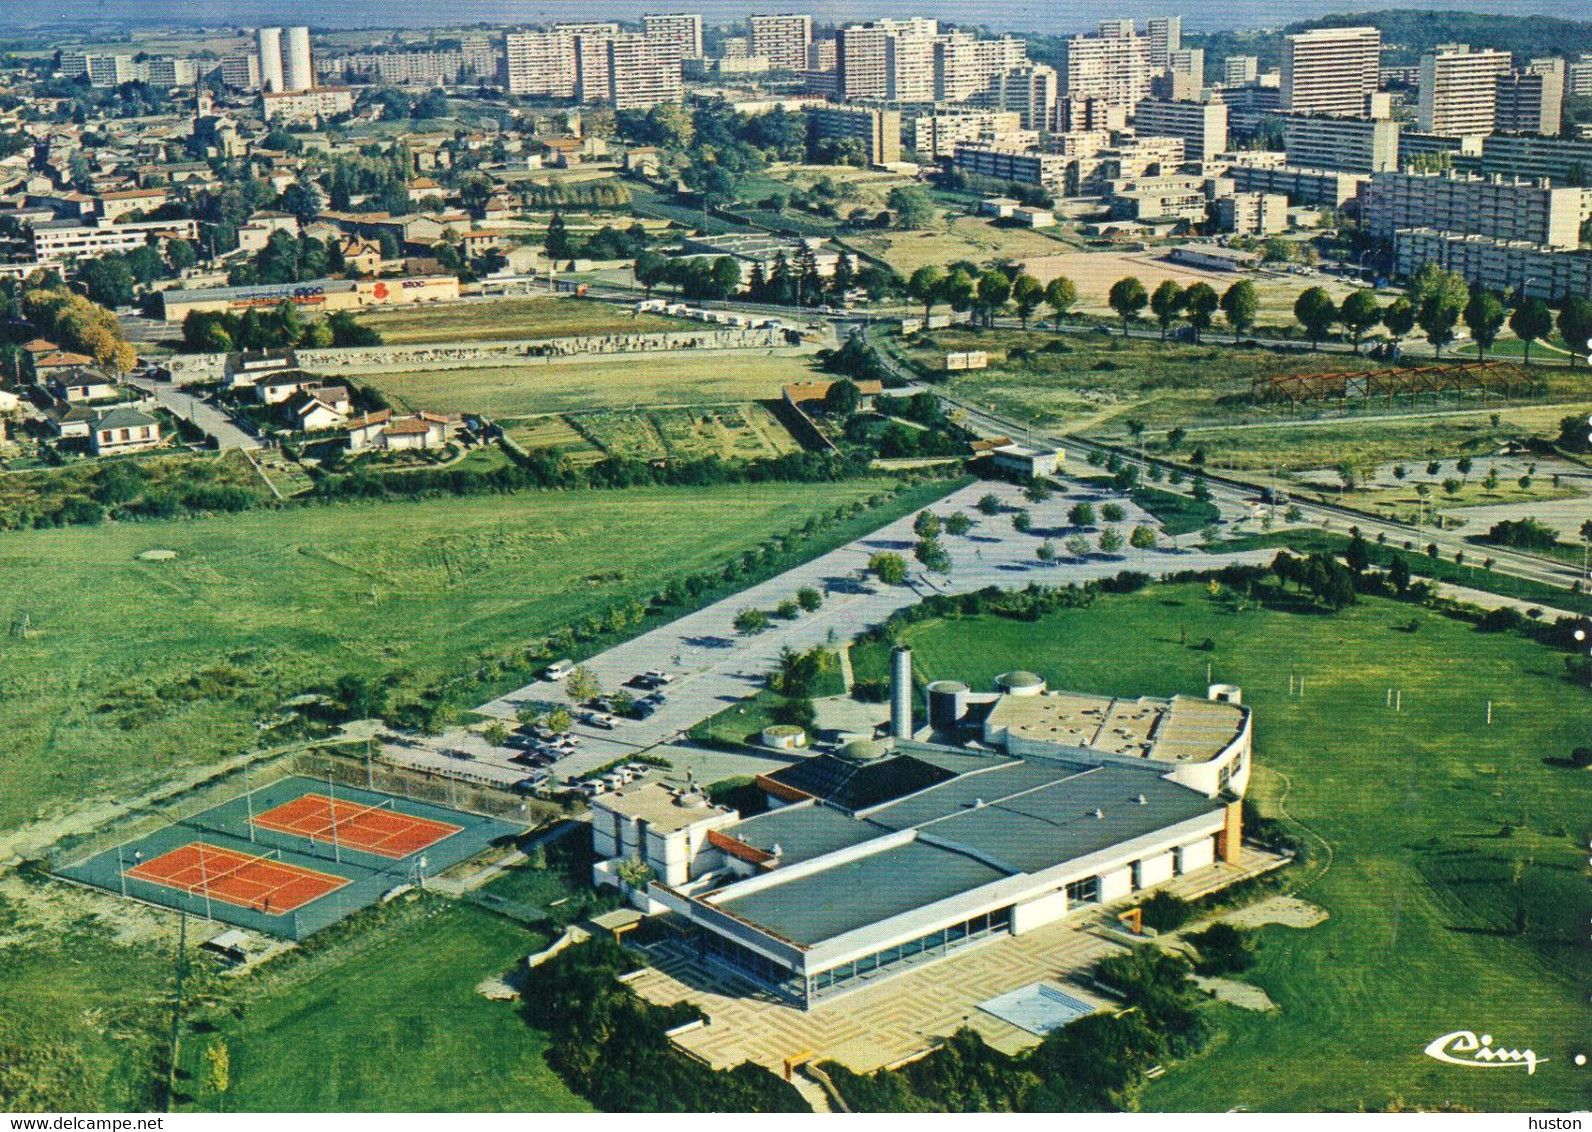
[1138,891,1191,932]
[1187,921,1255,974]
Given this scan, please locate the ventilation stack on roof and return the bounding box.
[890,646,914,740]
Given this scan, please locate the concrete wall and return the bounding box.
[1010,887,1069,934]
[1099,865,1134,903]
[1137,850,1176,888]
[1176,836,1215,874]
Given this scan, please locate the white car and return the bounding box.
[586,713,617,730]
[643,670,674,684]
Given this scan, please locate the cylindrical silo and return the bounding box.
[890,646,913,740]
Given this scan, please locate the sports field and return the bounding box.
[850,582,1591,1112]
[847,215,1071,274]
[361,352,822,417]
[352,296,695,346]
[58,776,518,937]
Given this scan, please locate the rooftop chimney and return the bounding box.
[890,645,913,741]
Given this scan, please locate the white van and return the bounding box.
[543,658,575,681]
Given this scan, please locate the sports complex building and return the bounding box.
[159,274,460,323]
[592,652,1254,1009]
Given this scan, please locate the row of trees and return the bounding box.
[906,263,1078,330]
[181,301,381,354]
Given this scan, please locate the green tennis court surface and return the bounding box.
[57,776,524,938]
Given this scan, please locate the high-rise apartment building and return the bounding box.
[1495,63,1564,136]
[258,27,284,93]
[282,27,313,93]
[1417,45,1512,136]
[1147,16,1181,71]
[1132,98,1228,161]
[604,34,683,110]
[932,33,1027,102]
[1280,26,1380,116]
[749,14,812,72]
[1277,112,1400,172]
[502,23,618,98]
[221,52,261,90]
[969,63,1059,130]
[1058,21,1153,109]
[643,14,703,62]
[1223,55,1258,86]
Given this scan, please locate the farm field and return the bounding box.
[351,296,693,345]
[0,479,916,831]
[363,351,823,417]
[179,899,588,1113]
[850,581,1591,1112]
[571,403,801,462]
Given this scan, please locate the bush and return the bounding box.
[1569,747,1592,768]
[1138,891,1191,932]
[1187,921,1255,974]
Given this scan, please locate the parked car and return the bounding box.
[642,670,674,684]
[586,712,617,730]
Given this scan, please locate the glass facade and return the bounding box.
[807,905,1013,1004]
[1065,876,1099,904]
[699,931,806,1002]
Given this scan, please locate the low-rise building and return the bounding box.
[1214,191,1289,235]
[1393,228,1592,301]
[1228,164,1366,208]
[88,407,160,455]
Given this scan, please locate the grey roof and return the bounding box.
[722,803,879,865]
[716,839,1011,947]
[862,759,1083,825]
[92,407,157,430]
[909,763,1221,875]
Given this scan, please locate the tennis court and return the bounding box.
[56,775,524,938]
[125,843,349,914]
[251,794,462,859]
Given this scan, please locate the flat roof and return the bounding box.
[715,838,1010,946]
[719,803,879,865]
[984,692,1244,764]
[594,783,731,834]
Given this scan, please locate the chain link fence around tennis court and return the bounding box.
[48,743,538,940]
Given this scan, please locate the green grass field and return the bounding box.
[362,352,823,418]
[180,898,589,1112]
[852,583,1591,1112]
[0,480,916,831]
[354,297,693,346]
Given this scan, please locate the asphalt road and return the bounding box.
[128,376,260,450]
[382,478,1275,786]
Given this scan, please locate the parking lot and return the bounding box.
[380,478,1273,791]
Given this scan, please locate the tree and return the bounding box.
[823,378,861,416]
[1108,276,1148,335]
[1129,524,1157,554]
[1064,534,1091,559]
[634,249,670,298]
[1011,273,1044,329]
[868,551,907,585]
[945,511,973,536]
[913,510,942,538]
[829,250,855,300]
[1182,282,1218,344]
[1293,286,1337,350]
[483,720,509,747]
[1338,289,1381,353]
[885,185,935,228]
[1024,480,1053,503]
[976,493,1002,516]
[1036,540,1057,564]
[1382,296,1415,346]
[915,535,950,573]
[515,704,543,729]
[1456,456,1473,483]
[975,270,1011,327]
[1101,502,1126,522]
[1558,297,1592,365]
[941,269,976,319]
[1463,289,1507,359]
[1220,279,1260,342]
[1011,509,1033,533]
[1044,275,1077,330]
[733,607,771,634]
[1150,279,1184,341]
[907,264,946,326]
[566,665,603,703]
[544,212,572,260]
[1067,501,1095,527]
[1509,297,1553,365]
[796,586,823,612]
[1098,527,1125,555]
[1409,264,1468,356]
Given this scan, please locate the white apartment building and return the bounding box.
[502,23,617,98]
[260,86,355,122]
[1281,26,1380,116]
[220,53,260,90]
[258,27,284,93]
[1132,98,1228,162]
[749,14,812,72]
[1214,191,1289,235]
[932,33,1028,102]
[1495,65,1564,137]
[1479,134,1592,184]
[604,34,683,110]
[643,13,703,61]
[1278,112,1400,173]
[1147,16,1180,71]
[1394,228,1592,300]
[910,109,1027,158]
[954,143,1072,193]
[282,27,314,93]
[1223,55,1258,86]
[968,64,1058,131]
[30,218,199,264]
[1058,21,1153,109]
[1417,45,1512,136]
[1228,164,1367,207]
[1361,170,1583,249]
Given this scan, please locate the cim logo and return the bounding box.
[372,281,390,300]
[1424,1030,1546,1075]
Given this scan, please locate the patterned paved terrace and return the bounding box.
[625,917,1123,1074]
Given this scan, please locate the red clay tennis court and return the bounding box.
[126,843,349,914]
[250,793,462,859]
